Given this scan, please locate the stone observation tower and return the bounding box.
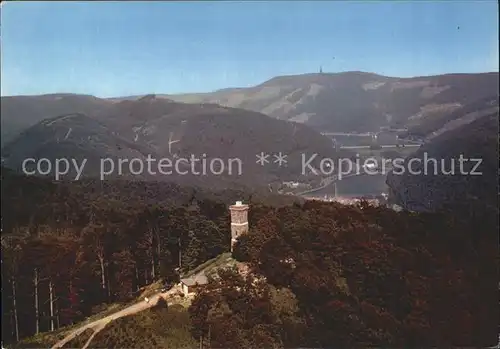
[229,201,249,252]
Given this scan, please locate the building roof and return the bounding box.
[180,272,208,287]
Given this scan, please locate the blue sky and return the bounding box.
[1,1,498,97]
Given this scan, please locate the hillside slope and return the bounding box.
[386,102,499,212]
[1,97,341,189]
[401,95,499,140]
[0,94,113,146]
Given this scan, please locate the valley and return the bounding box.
[1,71,498,349]
[2,71,492,200]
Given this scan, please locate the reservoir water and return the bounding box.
[309,133,418,199]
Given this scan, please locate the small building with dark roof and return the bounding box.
[180,272,208,297]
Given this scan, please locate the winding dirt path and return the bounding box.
[52,292,172,349]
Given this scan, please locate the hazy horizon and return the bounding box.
[2,1,498,97]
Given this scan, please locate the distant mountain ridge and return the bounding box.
[162,71,499,132]
[2,71,498,146]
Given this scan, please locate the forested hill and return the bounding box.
[0,168,298,345]
[193,199,498,347]
[1,167,298,233]
[3,166,498,348]
[3,73,497,144]
[387,105,498,212]
[1,96,340,189]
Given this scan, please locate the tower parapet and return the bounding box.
[229,201,249,252]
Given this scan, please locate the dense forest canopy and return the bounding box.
[1,168,295,344]
[1,167,498,347]
[192,199,498,347]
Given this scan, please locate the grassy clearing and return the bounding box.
[14,252,233,349]
[88,303,197,349]
[13,331,66,348]
[14,297,194,349]
[14,301,136,348]
[136,280,164,300]
[61,328,94,348]
[182,252,233,278]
